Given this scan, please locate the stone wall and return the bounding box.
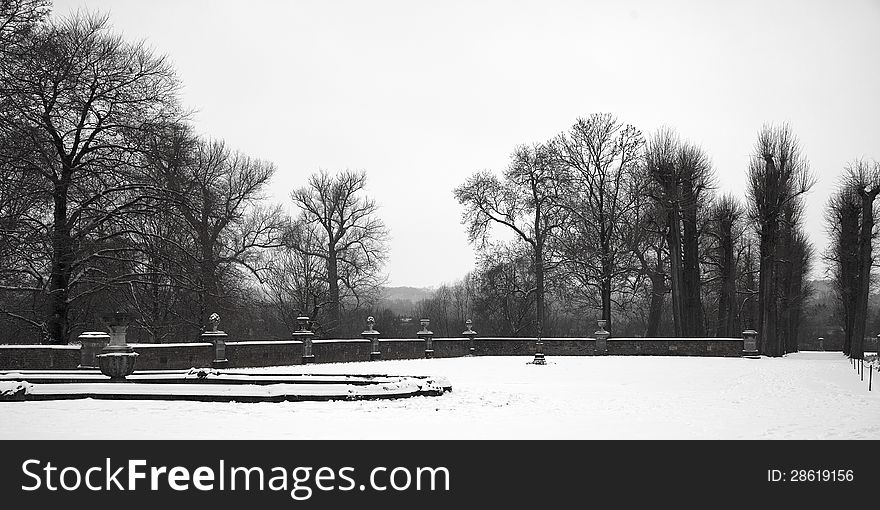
[225,341,302,368]
[607,338,743,357]
[128,343,214,370]
[313,339,372,364]
[0,336,747,370]
[0,345,80,370]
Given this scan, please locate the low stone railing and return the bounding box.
[0,316,752,371]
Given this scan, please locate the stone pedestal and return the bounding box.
[97,312,138,380]
[594,319,610,356]
[362,316,381,361]
[202,331,229,368]
[463,319,477,356]
[742,329,759,358]
[78,331,110,369]
[417,318,434,359]
[292,316,316,364]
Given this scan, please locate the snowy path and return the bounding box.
[1,352,877,439]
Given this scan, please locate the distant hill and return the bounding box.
[376,286,435,315]
[379,286,434,303]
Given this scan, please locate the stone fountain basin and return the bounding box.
[0,369,452,403]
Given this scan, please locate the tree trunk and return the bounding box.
[758,221,778,356]
[600,244,612,332]
[666,206,684,337]
[150,272,160,343]
[838,208,859,356]
[646,252,667,337]
[681,196,705,337]
[778,256,792,355]
[326,245,341,336]
[199,245,218,330]
[852,191,877,359]
[534,241,544,340]
[716,228,736,338]
[47,181,73,344]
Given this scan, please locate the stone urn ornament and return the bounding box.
[208,312,221,332]
[362,316,382,361]
[417,318,434,359]
[95,310,138,380]
[462,319,478,356]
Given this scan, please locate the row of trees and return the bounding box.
[454,114,816,357]
[0,3,390,343]
[825,160,880,360]
[2,3,876,358]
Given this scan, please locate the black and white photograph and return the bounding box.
[0,0,878,504]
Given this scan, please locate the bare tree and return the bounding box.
[645,128,714,337]
[0,0,50,58]
[470,245,539,337]
[746,124,814,356]
[147,134,285,331]
[455,144,566,358]
[842,160,880,359]
[291,170,388,336]
[262,220,328,332]
[0,12,182,342]
[776,201,812,353]
[552,113,645,330]
[824,183,861,355]
[706,195,744,337]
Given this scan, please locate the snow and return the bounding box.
[0,381,32,397]
[0,352,877,439]
[0,344,79,349]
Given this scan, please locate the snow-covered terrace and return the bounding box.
[1,352,877,439]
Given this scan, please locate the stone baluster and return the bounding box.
[78,331,110,369]
[362,316,381,361]
[462,319,477,356]
[201,312,229,368]
[742,329,759,358]
[417,318,434,359]
[292,315,316,364]
[594,319,609,356]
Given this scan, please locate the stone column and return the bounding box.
[78,331,110,369]
[742,329,759,358]
[594,319,609,355]
[362,316,381,361]
[462,319,477,356]
[292,315,316,364]
[417,318,434,359]
[201,313,229,368]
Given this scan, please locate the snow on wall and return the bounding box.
[0,336,745,371]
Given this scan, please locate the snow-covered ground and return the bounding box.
[1,352,877,439]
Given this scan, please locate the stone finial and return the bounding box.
[366,316,376,333]
[420,318,430,333]
[208,312,221,332]
[463,318,477,356]
[101,310,134,328]
[296,315,310,332]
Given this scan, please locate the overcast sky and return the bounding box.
[54,0,880,288]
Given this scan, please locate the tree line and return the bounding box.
[1,2,877,359]
[0,2,388,343]
[451,113,854,358]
